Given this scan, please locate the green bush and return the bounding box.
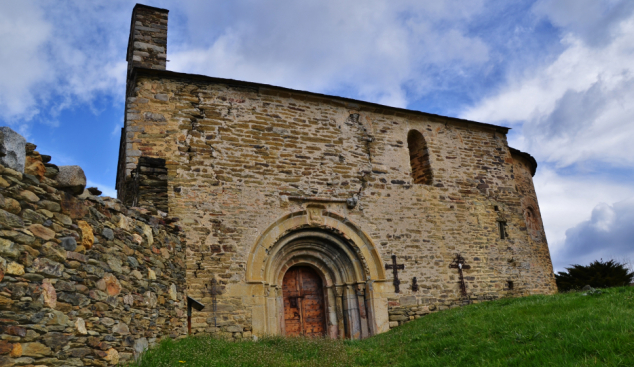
[555,259,634,291]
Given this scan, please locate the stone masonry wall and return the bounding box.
[0,139,187,366]
[117,4,170,203]
[121,157,168,214]
[126,5,168,77]
[119,70,557,336]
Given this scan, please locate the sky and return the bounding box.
[0,0,632,272]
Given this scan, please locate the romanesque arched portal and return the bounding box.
[246,209,389,339]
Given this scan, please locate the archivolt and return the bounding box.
[246,210,385,285]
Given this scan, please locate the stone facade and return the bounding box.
[116,5,557,340]
[0,136,187,366]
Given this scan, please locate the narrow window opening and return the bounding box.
[507,280,514,290]
[407,130,432,185]
[494,205,499,211]
[498,221,507,240]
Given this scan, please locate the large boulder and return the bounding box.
[56,165,86,194]
[0,127,26,172]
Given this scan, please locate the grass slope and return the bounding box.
[129,287,634,366]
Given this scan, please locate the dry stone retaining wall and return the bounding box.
[0,133,187,366]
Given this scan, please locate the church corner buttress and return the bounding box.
[116,4,557,339]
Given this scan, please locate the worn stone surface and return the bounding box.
[0,238,19,258]
[77,220,94,250]
[104,348,119,365]
[21,343,51,358]
[0,127,26,173]
[25,154,46,181]
[6,262,24,276]
[0,341,12,354]
[133,337,148,361]
[55,166,86,195]
[28,224,55,241]
[75,318,87,335]
[9,343,21,358]
[41,279,57,308]
[60,237,77,251]
[102,273,122,296]
[19,190,39,203]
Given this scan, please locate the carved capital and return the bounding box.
[335,286,344,297]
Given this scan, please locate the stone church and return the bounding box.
[117,4,556,339]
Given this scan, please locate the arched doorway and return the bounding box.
[246,209,389,339]
[283,266,327,337]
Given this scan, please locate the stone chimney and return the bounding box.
[126,4,168,78]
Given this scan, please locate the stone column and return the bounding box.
[365,281,390,333]
[335,286,346,339]
[356,283,369,339]
[325,286,338,339]
[264,285,279,335]
[344,284,362,340]
[364,280,377,336]
[276,287,285,336]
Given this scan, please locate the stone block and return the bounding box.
[0,127,26,173]
[389,314,409,322]
[28,224,55,240]
[399,296,417,307]
[32,257,64,278]
[41,279,57,309]
[56,166,86,195]
[77,220,94,249]
[60,237,77,251]
[0,209,24,228]
[133,338,148,361]
[42,242,66,262]
[0,238,19,259]
[225,325,242,333]
[21,342,52,357]
[6,262,24,276]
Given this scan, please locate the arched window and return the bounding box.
[407,130,432,185]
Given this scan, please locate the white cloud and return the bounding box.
[170,0,489,108]
[461,4,634,168]
[0,1,53,122]
[534,167,634,252]
[0,1,130,126]
[532,0,634,48]
[555,198,634,269]
[457,1,634,270]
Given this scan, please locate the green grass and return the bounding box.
[129,287,634,366]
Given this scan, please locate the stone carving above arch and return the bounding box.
[307,205,325,225]
[246,210,386,286]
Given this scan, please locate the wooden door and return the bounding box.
[282,266,326,337]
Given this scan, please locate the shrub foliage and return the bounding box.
[555,259,634,291]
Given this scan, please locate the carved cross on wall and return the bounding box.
[449,253,471,298]
[385,255,405,293]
